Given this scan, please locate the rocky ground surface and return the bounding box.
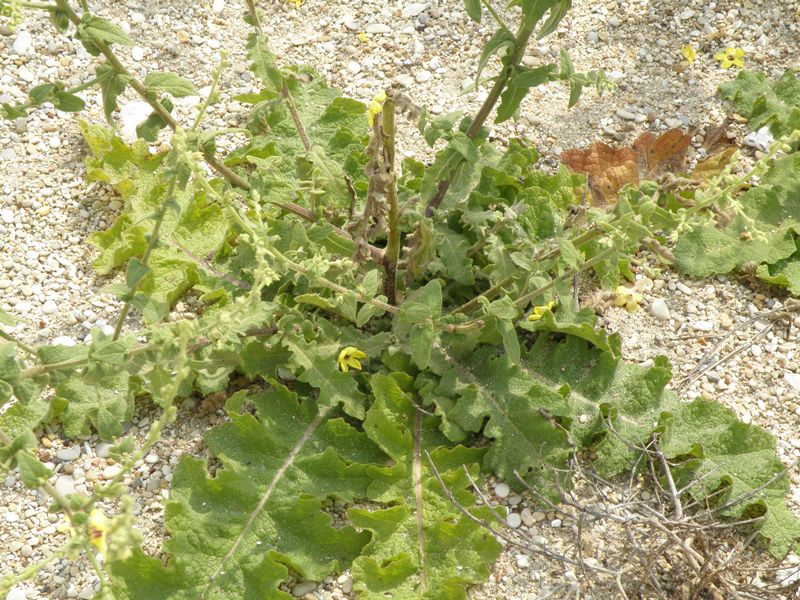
[2,0,800,598]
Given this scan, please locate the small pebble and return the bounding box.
[364,23,391,34]
[56,446,81,462]
[292,582,317,597]
[494,482,510,498]
[506,513,522,528]
[650,298,671,320]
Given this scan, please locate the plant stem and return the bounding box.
[513,246,617,313]
[382,98,400,304]
[0,329,37,357]
[112,175,179,340]
[451,276,515,315]
[425,16,536,216]
[21,1,57,9]
[54,0,249,190]
[265,247,399,315]
[190,54,227,132]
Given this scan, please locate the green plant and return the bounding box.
[1,1,799,598]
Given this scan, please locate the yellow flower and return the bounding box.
[287,0,302,7]
[368,90,387,127]
[358,32,369,43]
[87,509,110,557]
[338,347,366,373]
[713,47,745,69]
[680,44,696,64]
[528,300,557,322]
[612,286,643,313]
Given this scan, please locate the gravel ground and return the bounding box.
[2,0,800,598]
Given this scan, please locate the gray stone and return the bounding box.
[56,446,81,462]
[292,582,317,597]
[506,512,522,528]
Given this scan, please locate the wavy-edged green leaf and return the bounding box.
[96,64,131,123]
[284,333,366,419]
[52,370,133,440]
[110,384,381,598]
[143,72,198,98]
[660,399,800,558]
[675,153,800,278]
[351,374,502,599]
[426,346,572,496]
[719,69,800,136]
[521,305,621,357]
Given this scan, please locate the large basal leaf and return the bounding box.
[660,399,800,558]
[350,374,502,599]
[526,334,800,556]
[424,346,573,497]
[110,383,382,598]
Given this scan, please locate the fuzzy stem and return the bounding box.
[0,329,37,357]
[53,0,249,190]
[112,175,179,340]
[425,16,537,216]
[382,98,400,304]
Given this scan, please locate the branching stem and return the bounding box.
[425,16,537,216]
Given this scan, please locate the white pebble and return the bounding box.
[415,70,432,83]
[515,554,531,568]
[102,464,122,479]
[494,482,510,498]
[5,512,19,523]
[42,300,58,314]
[0,209,13,224]
[54,475,76,496]
[365,23,392,34]
[131,46,144,61]
[212,0,225,13]
[692,320,713,332]
[650,298,671,320]
[52,336,77,347]
[750,344,762,358]
[506,512,522,528]
[6,586,27,600]
[785,372,800,392]
[11,31,34,56]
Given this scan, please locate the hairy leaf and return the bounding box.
[351,375,502,598]
[110,384,380,598]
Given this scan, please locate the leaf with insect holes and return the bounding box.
[660,398,800,558]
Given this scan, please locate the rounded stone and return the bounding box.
[649,298,671,320]
[506,513,522,528]
[494,482,510,498]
